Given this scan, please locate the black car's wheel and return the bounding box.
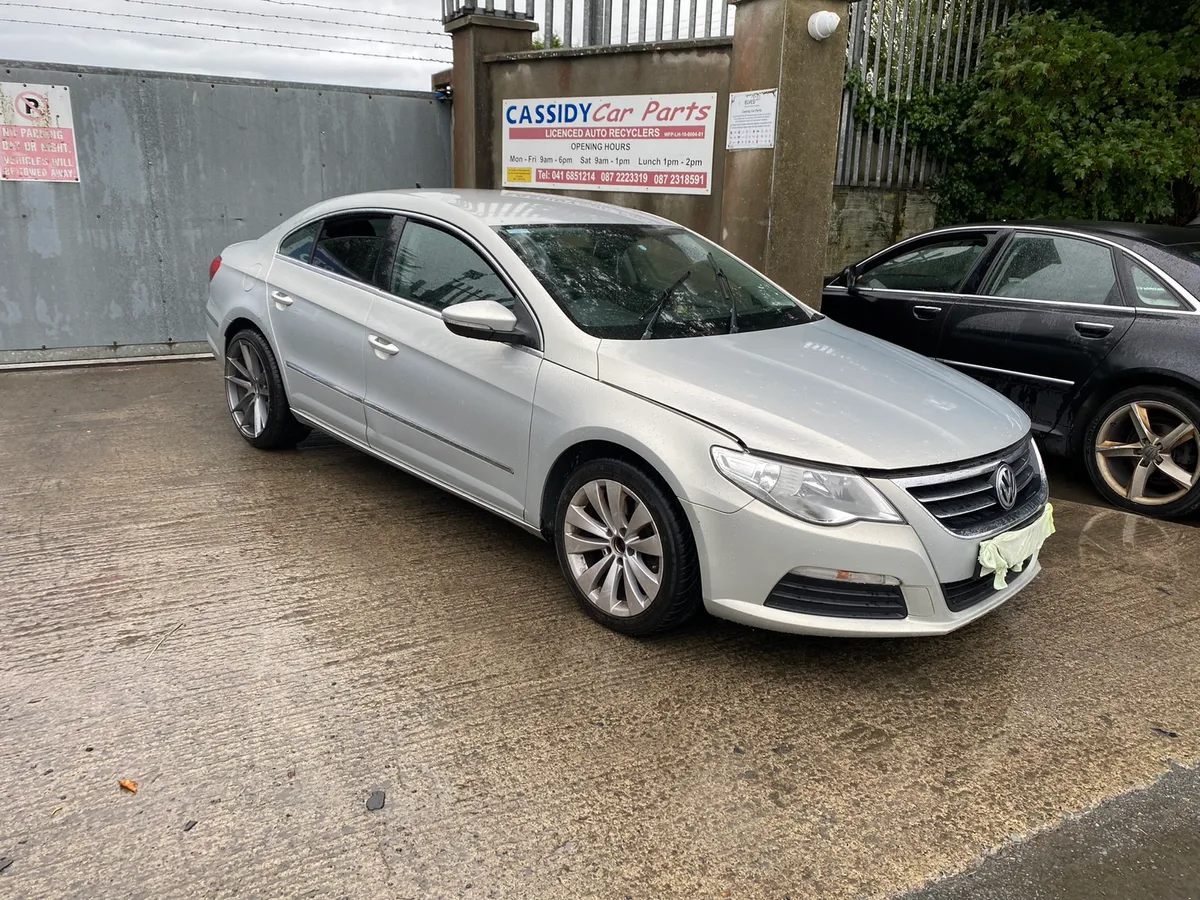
[224,329,310,450]
[1083,386,1200,517]
[554,458,701,636]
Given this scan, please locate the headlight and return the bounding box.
[711,447,904,526]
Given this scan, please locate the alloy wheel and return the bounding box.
[224,338,271,439]
[563,479,664,617]
[1094,400,1200,505]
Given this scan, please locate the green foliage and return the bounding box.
[884,10,1200,224]
[1037,0,1195,37]
[531,34,564,50]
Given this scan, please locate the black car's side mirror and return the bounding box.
[844,263,861,293]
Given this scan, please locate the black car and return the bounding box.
[823,222,1200,518]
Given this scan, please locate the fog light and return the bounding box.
[791,566,900,586]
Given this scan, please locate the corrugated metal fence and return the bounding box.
[443,0,734,47]
[835,0,1016,189]
[0,61,451,362]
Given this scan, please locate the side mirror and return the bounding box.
[442,299,524,344]
[844,263,861,293]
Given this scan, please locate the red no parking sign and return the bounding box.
[0,82,81,183]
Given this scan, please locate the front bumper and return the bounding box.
[682,496,1044,638]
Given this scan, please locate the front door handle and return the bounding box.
[912,305,942,321]
[1074,321,1114,338]
[271,290,293,307]
[368,334,401,356]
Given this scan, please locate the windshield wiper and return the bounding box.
[638,267,693,340]
[707,252,737,335]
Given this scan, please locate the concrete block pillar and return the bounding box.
[444,13,538,189]
[721,0,850,308]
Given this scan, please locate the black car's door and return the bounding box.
[937,230,1136,432]
[822,230,1001,357]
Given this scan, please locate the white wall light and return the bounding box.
[807,10,842,41]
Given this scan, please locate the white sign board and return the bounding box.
[726,89,778,151]
[502,93,717,195]
[0,83,80,182]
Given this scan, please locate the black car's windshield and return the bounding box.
[497,223,817,340]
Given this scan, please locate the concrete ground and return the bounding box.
[1,360,1198,899]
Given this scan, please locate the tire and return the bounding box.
[224,328,310,450]
[1082,385,1200,518]
[553,457,702,636]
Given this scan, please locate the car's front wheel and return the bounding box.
[1084,385,1200,517]
[554,458,701,636]
[224,329,310,450]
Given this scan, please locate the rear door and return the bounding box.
[265,212,392,442]
[822,231,999,357]
[938,230,1135,432]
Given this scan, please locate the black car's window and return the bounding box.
[857,235,988,293]
[985,233,1120,305]
[280,221,319,263]
[1129,263,1184,309]
[311,214,392,284]
[391,221,514,312]
[497,223,815,340]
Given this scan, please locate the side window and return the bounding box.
[280,221,319,263]
[391,221,515,312]
[985,234,1120,305]
[311,214,392,284]
[858,235,989,293]
[1129,263,1184,309]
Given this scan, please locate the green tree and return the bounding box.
[905,10,1200,223]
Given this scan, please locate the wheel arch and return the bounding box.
[538,437,685,539]
[1067,368,1200,458]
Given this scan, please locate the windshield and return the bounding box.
[497,224,817,340]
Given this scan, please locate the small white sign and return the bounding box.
[727,88,778,151]
[501,93,717,195]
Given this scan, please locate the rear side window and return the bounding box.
[280,222,318,262]
[858,235,989,293]
[985,234,1120,305]
[1129,263,1184,309]
[312,214,392,284]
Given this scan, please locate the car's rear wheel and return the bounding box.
[554,458,701,636]
[224,329,310,449]
[1083,386,1200,518]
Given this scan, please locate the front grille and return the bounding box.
[764,573,908,620]
[892,438,1048,540]
[941,556,1032,612]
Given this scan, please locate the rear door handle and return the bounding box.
[912,305,942,321]
[271,290,293,307]
[1074,321,1114,338]
[367,334,400,356]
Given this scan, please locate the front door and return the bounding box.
[938,231,1135,432]
[265,213,393,442]
[822,231,998,357]
[363,218,542,518]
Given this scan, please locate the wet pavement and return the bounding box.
[1,360,1198,899]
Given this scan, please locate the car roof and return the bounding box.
[313,188,669,228]
[971,220,1200,248]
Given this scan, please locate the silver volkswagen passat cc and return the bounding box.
[206,190,1049,637]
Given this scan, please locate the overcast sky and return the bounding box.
[0,0,455,91]
[0,2,733,91]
